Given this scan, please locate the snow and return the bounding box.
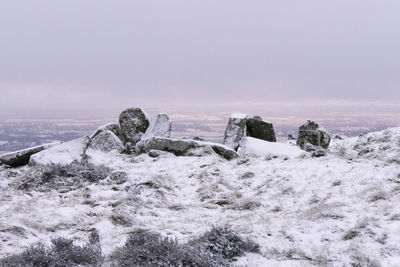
[1,127,400,266]
[30,137,89,165]
[244,137,305,158]
[231,113,247,119]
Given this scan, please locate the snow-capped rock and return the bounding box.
[119,107,150,150]
[88,130,125,153]
[90,123,122,140]
[223,113,247,150]
[144,113,172,139]
[246,116,276,142]
[297,120,331,149]
[0,142,60,167]
[30,136,90,165]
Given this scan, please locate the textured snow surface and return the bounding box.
[1,128,400,266]
[244,137,305,158]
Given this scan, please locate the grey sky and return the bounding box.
[0,0,399,114]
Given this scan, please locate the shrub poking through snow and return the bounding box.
[111,227,260,267]
[110,231,225,267]
[0,230,103,267]
[189,226,260,260]
[18,161,110,191]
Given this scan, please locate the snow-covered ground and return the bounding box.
[1,128,400,266]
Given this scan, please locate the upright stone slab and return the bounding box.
[119,107,150,150]
[148,113,172,138]
[246,116,276,142]
[297,120,331,150]
[223,113,247,151]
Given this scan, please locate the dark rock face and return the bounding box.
[246,117,276,142]
[136,137,238,160]
[0,143,59,167]
[119,108,150,149]
[297,120,331,149]
[223,114,247,151]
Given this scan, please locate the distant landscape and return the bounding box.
[1,109,399,154]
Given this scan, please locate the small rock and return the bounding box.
[148,150,161,158]
[111,171,128,185]
[297,120,331,149]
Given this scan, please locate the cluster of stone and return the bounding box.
[222,113,330,157]
[1,108,334,168]
[222,114,277,151]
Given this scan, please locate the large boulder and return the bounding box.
[246,116,276,142]
[30,136,90,165]
[119,108,150,149]
[88,130,125,153]
[0,142,60,167]
[297,120,331,149]
[136,137,238,160]
[90,123,122,140]
[144,113,172,138]
[223,113,247,151]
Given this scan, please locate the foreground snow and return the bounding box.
[0,128,400,266]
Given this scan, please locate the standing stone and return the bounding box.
[297,120,331,149]
[119,108,150,149]
[223,113,247,151]
[147,113,172,138]
[246,116,276,142]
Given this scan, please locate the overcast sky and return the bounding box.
[0,0,399,114]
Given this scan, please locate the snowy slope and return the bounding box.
[1,128,400,266]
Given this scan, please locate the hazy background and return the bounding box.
[1,0,399,116]
[1,0,400,154]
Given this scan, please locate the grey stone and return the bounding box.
[246,117,276,142]
[312,148,327,157]
[136,137,238,160]
[146,113,172,138]
[88,130,125,153]
[0,142,59,167]
[297,120,331,149]
[90,123,122,140]
[119,107,150,150]
[223,113,247,150]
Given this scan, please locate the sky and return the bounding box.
[0,0,399,115]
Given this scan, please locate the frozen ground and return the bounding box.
[1,127,400,266]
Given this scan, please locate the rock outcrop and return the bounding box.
[30,136,90,166]
[119,108,150,151]
[88,130,125,153]
[223,113,247,151]
[136,137,238,160]
[297,120,331,150]
[0,142,60,167]
[246,116,276,142]
[145,113,172,138]
[90,123,122,140]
